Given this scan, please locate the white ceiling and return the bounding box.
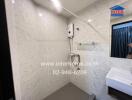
[33,0,99,17]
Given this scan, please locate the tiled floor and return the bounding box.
[44,83,96,100]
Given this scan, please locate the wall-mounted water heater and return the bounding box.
[67,23,74,38]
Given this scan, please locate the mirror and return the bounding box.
[110,1,132,59]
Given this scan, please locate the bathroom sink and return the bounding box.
[106,68,132,96]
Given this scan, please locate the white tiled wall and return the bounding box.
[5,0,69,100]
[69,0,132,100]
[5,0,22,99]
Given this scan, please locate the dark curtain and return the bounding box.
[111,26,132,58]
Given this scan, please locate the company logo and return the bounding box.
[111,5,125,17]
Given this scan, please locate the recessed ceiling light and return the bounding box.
[50,0,62,12]
[88,19,93,23]
[11,0,15,4]
[38,13,43,17]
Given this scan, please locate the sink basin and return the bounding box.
[106,68,132,96]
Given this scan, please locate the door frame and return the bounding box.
[0,0,15,99]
